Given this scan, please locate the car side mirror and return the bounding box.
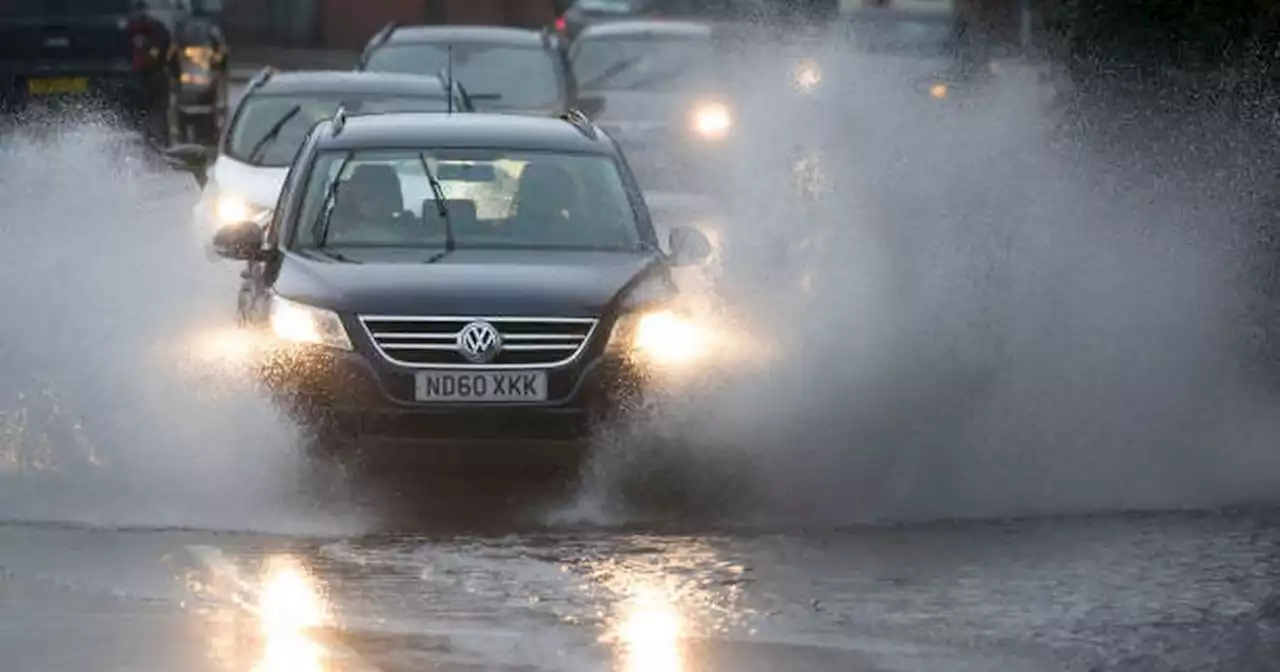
[163,143,214,187]
[211,221,266,261]
[667,226,712,266]
[576,94,606,120]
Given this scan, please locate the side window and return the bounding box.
[268,141,311,247]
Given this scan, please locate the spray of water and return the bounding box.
[569,34,1280,526]
[0,112,366,534]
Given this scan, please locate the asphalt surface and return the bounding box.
[5,71,1280,672]
[5,512,1280,671]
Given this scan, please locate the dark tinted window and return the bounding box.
[225,93,455,167]
[363,43,564,111]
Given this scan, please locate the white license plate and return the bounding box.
[414,371,547,402]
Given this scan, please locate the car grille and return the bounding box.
[359,316,599,368]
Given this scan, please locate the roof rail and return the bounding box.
[561,109,598,140]
[247,66,277,90]
[331,104,348,136]
[369,21,400,49]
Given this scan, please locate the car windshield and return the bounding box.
[572,35,714,92]
[846,15,958,57]
[224,93,454,167]
[293,149,643,252]
[362,43,564,111]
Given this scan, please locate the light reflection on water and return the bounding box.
[193,551,337,672]
[253,555,334,672]
[611,580,687,672]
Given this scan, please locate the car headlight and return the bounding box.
[929,83,949,99]
[269,295,352,351]
[211,191,270,226]
[182,45,215,71]
[689,102,732,140]
[607,308,708,368]
[792,59,821,93]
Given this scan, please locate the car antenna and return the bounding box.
[446,44,455,115]
[331,103,348,136]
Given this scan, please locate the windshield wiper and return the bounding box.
[314,152,353,248]
[579,55,645,91]
[247,104,302,163]
[417,154,456,264]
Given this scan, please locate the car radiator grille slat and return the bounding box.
[359,316,598,368]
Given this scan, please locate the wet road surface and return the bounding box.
[5,511,1280,671]
[5,71,1280,672]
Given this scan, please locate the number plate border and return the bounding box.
[413,370,549,403]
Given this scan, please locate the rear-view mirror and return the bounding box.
[436,162,497,182]
[576,94,606,121]
[667,226,712,267]
[163,143,214,187]
[211,221,265,261]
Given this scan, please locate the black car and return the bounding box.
[356,23,603,120]
[0,0,230,146]
[208,110,714,466]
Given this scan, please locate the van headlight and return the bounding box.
[269,296,352,351]
[689,102,732,140]
[607,308,709,369]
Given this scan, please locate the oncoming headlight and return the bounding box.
[211,189,271,225]
[607,308,709,369]
[215,194,252,223]
[269,296,352,351]
[689,102,732,140]
[792,59,821,92]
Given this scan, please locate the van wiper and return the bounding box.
[418,154,456,264]
[247,104,301,163]
[314,153,352,248]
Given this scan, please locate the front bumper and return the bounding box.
[255,340,644,447]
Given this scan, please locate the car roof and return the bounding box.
[845,8,956,23]
[576,19,713,40]
[383,24,550,47]
[256,70,452,97]
[313,112,616,154]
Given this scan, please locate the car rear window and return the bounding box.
[363,43,565,112]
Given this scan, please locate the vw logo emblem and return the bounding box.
[456,321,502,364]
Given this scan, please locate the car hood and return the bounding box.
[275,248,664,317]
[209,157,289,209]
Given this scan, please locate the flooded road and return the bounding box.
[5,511,1280,671]
[4,71,1280,671]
